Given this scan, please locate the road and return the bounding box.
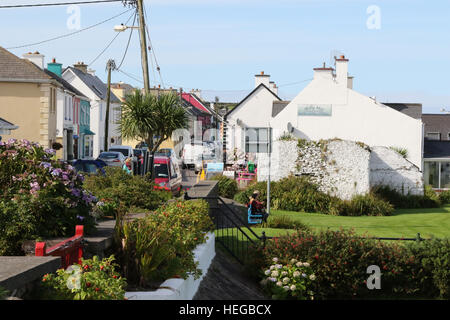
[181,169,198,191]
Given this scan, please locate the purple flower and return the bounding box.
[44,148,56,155]
[7,138,16,144]
[71,188,81,197]
[40,162,52,169]
[76,215,85,221]
[51,168,62,176]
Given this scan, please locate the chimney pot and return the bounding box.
[261,71,264,75]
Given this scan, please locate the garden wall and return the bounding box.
[257,139,424,200]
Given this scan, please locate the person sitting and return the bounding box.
[248,190,269,222]
[122,158,132,174]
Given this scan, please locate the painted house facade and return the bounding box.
[0,48,58,149]
[62,63,121,158]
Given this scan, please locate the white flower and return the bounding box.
[264,270,271,276]
[281,271,288,276]
[309,274,316,281]
[290,258,297,264]
[272,257,279,262]
[271,270,279,277]
[296,262,302,267]
[276,264,282,269]
[293,271,300,278]
[276,281,283,287]
[282,277,290,284]
[302,273,307,278]
[270,265,275,270]
[290,285,296,291]
[283,286,290,291]
[268,277,277,282]
[303,262,310,267]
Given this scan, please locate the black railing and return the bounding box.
[184,193,269,264]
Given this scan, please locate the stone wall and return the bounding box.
[257,139,424,200]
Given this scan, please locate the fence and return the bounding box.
[35,225,85,269]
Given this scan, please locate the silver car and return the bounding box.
[97,151,126,167]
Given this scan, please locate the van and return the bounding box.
[108,145,135,160]
[153,155,182,196]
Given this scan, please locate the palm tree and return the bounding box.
[119,89,188,155]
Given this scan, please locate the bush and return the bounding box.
[265,215,310,231]
[115,200,214,287]
[234,176,393,216]
[0,139,96,255]
[210,175,238,199]
[372,185,440,209]
[260,257,316,300]
[246,229,430,299]
[39,255,127,300]
[406,238,450,299]
[83,167,172,215]
[438,190,450,205]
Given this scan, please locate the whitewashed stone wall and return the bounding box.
[257,139,424,200]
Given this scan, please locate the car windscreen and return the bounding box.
[99,152,119,159]
[154,163,169,178]
[109,148,129,156]
[85,163,100,173]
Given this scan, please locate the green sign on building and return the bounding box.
[298,104,332,116]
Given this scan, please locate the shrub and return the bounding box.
[234,181,268,204]
[115,200,214,287]
[406,238,450,299]
[261,257,316,300]
[210,175,238,199]
[39,255,127,300]
[265,215,310,231]
[246,229,426,299]
[438,190,450,205]
[0,139,96,255]
[83,167,172,215]
[0,286,8,300]
[339,194,394,216]
[372,185,440,209]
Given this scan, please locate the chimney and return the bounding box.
[73,61,88,74]
[191,88,202,99]
[23,51,45,69]
[335,55,349,86]
[347,76,354,89]
[269,81,278,95]
[255,71,270,88]
[313,62,334,81]
[47,57,63,77]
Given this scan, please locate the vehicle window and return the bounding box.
[85,163,99,173]
[99,152,119,159]
[154,163,169,178]
[74,163,84,172]
[109,148,129,157]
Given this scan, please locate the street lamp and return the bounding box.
[113,23,138,32]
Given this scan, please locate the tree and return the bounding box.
[119,89,189,155]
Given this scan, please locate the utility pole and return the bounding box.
[104,59,115,152]
[136,0,150,94]
[267,123,271,216]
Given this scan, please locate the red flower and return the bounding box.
[95,287,100,292]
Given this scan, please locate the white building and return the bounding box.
[62,63,121,158]
[225,56,423,170]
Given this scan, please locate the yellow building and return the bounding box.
[0,48,58,149]
[111,82,176,150]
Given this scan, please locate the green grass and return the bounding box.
[262,206,450,239]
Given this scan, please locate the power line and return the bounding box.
[116,11,137,70]
[87,10,135,66]
[277,78,313,88]
[5,8,133,49]
[0,0,125,9]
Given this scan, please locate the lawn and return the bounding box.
[250,206,450,239]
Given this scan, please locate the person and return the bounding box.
[123,157,132,174]
[248,190,269,222]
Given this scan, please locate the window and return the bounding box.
[245,127,272,153]
[426,132,441,140]
[424,161,450,189]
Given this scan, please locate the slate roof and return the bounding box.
[65,66,120,103]
[0,117,18,130]
[272,101,291,117]
[0,47,51,82]
[383,103,422,119]
[422,114,450,139]
[424,140,450,159]
[44,69,88,100]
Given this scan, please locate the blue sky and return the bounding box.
[1,0,449,112]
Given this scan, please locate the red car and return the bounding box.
[153,155,182,196]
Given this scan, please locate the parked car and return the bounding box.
[153,155,182,196]
[108,145,136,162]
[97,151,126,167]
[156,148,182,167]
[72,159,107,175]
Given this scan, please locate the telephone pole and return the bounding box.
[136,0,150,93]
[104,59,115,152]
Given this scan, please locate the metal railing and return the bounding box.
[184,193,268,264]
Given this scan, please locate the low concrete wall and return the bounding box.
[187,180,219,209]
[124,232,216,300]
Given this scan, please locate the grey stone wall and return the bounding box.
[257,139,424,200]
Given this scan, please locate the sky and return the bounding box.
[1,0,449,113]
